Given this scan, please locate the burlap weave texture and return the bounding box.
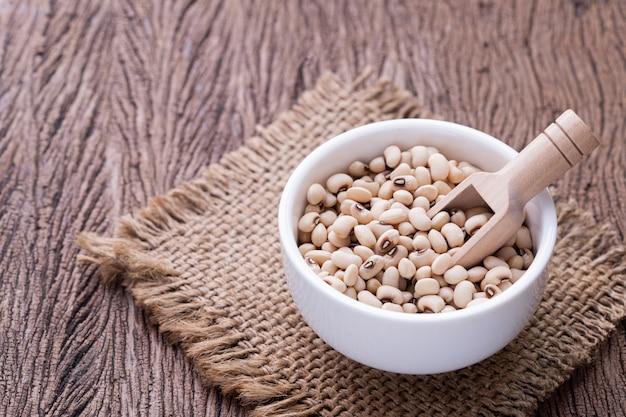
[78,73,626,416]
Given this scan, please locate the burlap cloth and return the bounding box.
[78,73,626,416]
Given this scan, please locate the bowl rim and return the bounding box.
[278,118,557,323]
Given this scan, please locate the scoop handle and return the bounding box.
[499,109,599,205]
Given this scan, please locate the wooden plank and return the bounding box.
[0,0,624,416]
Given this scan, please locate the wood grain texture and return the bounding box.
[0,0,624,416]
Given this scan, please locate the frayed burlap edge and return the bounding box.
[77,70,433,413]
[77,72,626,416]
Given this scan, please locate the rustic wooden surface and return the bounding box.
[1,0,625,416]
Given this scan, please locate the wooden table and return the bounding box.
[1,1,624,415]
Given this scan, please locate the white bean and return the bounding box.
[417,294,446,313]
[358,290,383,308]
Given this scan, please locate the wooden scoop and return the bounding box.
[427,109,599,268]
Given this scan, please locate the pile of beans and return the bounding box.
[297,144,535,314]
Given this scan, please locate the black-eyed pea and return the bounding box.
[323,275,347,293]
[402,303,419,314]
[466,297,489,308]
[411,195,430,211]
[298,243,317,257]
[495,246,517,261]
[447,160,465,184]
[383,145,402,168]
[414,277,440,297]
[409,248,437,269]
[349,203,373,224]
[507,254,524,269]
[344,287,357,300]
[401,291,413,304]
[441,222,465,248]
[433,275,447,288]
[353,245,375,262]
[357,290,383,308]
[431,253,453,275]
[369,199,391,220]
[304,249,332,265]
[377,285,404,304]
[304,204,321,214]
[483,283,502,298]
[326,173,353,194]
[481,265,512,290]
[348,161,369,178]
[516,226,533,249]
[428,229,448,253]
[319,210,338,227]
[389,162,412,179]
[359,254,385,279]
[346,186,372,203]
[408,207,432,231]
[400,150,412,166]
[410,232,429,252]
[382,266,401,288]
[322,191,337,208]
[383,245,409,269]
[339,198,357,215]
[449,209,467,227]
[379,208,408,225]
[467,265,488,283]
[447,247,460,258]
[382,302,404,312]
[311,223,327,247]
[428,152,449,181]
[321,241,337,253]
[336,190,348,205]
[453,280,476,308]
[343,264,359,287]
[433,180,453,196]
[321,259,338,275]
[415,265,432,279]
[368,220,394,239]
[373,171,389,185]
[414,184,439,202]
[366,278,382,293]
[510,268,525,283]
[393,190,415,207]
[438,286,454,303]
[464,213,493,235]
[304,257,321,273]
[398,235,414,251]
[298,211,320,233]
[355,177,380,194]
[443,265,468,285]
[414,166,432,187]
[398,257,417,279]
[375,228,400,254]
[441,305,457,313]
[410,145,430,167]
[521,248,534,268]
[354,276,366,292]
[430,211,451,231]
[498,280,513,291]
[484,255,509,270]
[392,175,418,192]
[306,183,327,206]
[327,230,351,247]
[330,249,363,270]
[378,180,395,200]
[417,294,446,313]
[354,224,377,248]
[331,215,358,239]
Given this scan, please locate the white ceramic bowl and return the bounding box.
[278,119,557,374]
